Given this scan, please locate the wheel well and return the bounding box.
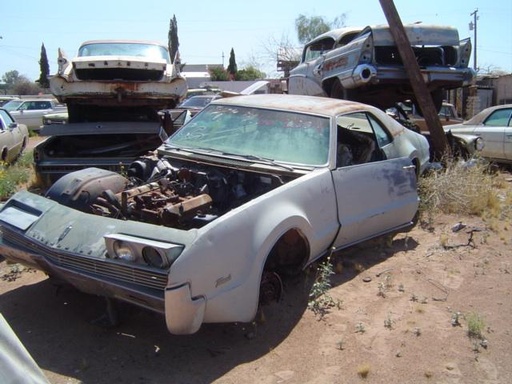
[412,157,421,179]
[1,147,7,162]
[322,78,337,97]
[264,228,310,276]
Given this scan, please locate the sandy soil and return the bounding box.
[1,173,511,384]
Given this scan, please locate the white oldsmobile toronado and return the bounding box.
[0,95,430,335]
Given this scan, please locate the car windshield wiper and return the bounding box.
[231,153,295,171]
[165,145,295,171]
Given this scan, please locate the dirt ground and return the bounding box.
[1,172,511,384]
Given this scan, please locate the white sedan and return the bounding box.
[0,108,29,163]
[447,104,512,165]
[0,95,429,335]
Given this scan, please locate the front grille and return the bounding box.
[75,68,164,81]
[375,46,458,67]
[1,227,168,292]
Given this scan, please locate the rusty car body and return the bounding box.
[34,40,188,187]
[288,24,475,112]
[34,110,191,187]
[0,94,429,335]
[50,40,187,123]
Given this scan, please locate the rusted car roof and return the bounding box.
[212,94,376,117]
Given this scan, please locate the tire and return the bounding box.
[330,80,354,101]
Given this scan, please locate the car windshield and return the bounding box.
[78,42,170,63]
[169,104,330,166]
[2,100,23,112]
[179,97,216,108]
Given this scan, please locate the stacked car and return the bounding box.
[34,40,188,187]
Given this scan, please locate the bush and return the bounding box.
[418,160,509,222]
[0,151,34,201]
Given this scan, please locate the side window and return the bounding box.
[18,102,29,111]
[303,37,335,62]
[335,31,360,48]
[0,109,14,130]
[483,108,512,127]
[367,114,392,147]
[335,112,380,167]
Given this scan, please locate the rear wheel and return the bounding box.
[330,80,355,101]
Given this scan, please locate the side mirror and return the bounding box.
[8,122,17,130]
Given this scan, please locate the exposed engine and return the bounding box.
[45,155,291,229]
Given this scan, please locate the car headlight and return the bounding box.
[142,246,169,269]
[113,240,137,262]
[105,234,184,269]
[475,137,485,151]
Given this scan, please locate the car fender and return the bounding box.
[167,168,339,324]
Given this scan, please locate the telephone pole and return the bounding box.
[469,9,478,71]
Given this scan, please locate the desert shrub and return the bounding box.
[467,312,485,339]
[418,160,508,221]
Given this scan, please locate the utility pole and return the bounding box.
[379,0,449,159]
[469,9,478,71]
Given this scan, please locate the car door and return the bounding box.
[506,126,512,161]
[331,157,418,249]
[23,101,53,128]
[0,110,22,160]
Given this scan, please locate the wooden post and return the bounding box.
[379,0,450,160]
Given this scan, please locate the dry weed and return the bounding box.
[419,160,510,220]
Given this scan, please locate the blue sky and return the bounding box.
[1,0,511,82]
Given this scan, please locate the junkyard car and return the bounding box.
[34,40,189,187]
[395,101,463,133]
[41,111,69,126]
[0,95,429,335]
[175,94,222,116]
[2,98,67,130]
[387,103,484,159]
[0,96,20,107]
[447,104,512,164]
[50,39,187,122]
[34,109,191,187]
[288,24,475,112]
[0,108,29,163]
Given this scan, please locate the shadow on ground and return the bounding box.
[0,234,417,383]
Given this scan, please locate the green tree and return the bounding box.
[295,14,346,44]
[235,66,265,81]
[168,14,179,64]
[209,66,229,81]
[2,70,21,89]
[227,48,237,79]
[36,43,50,88]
